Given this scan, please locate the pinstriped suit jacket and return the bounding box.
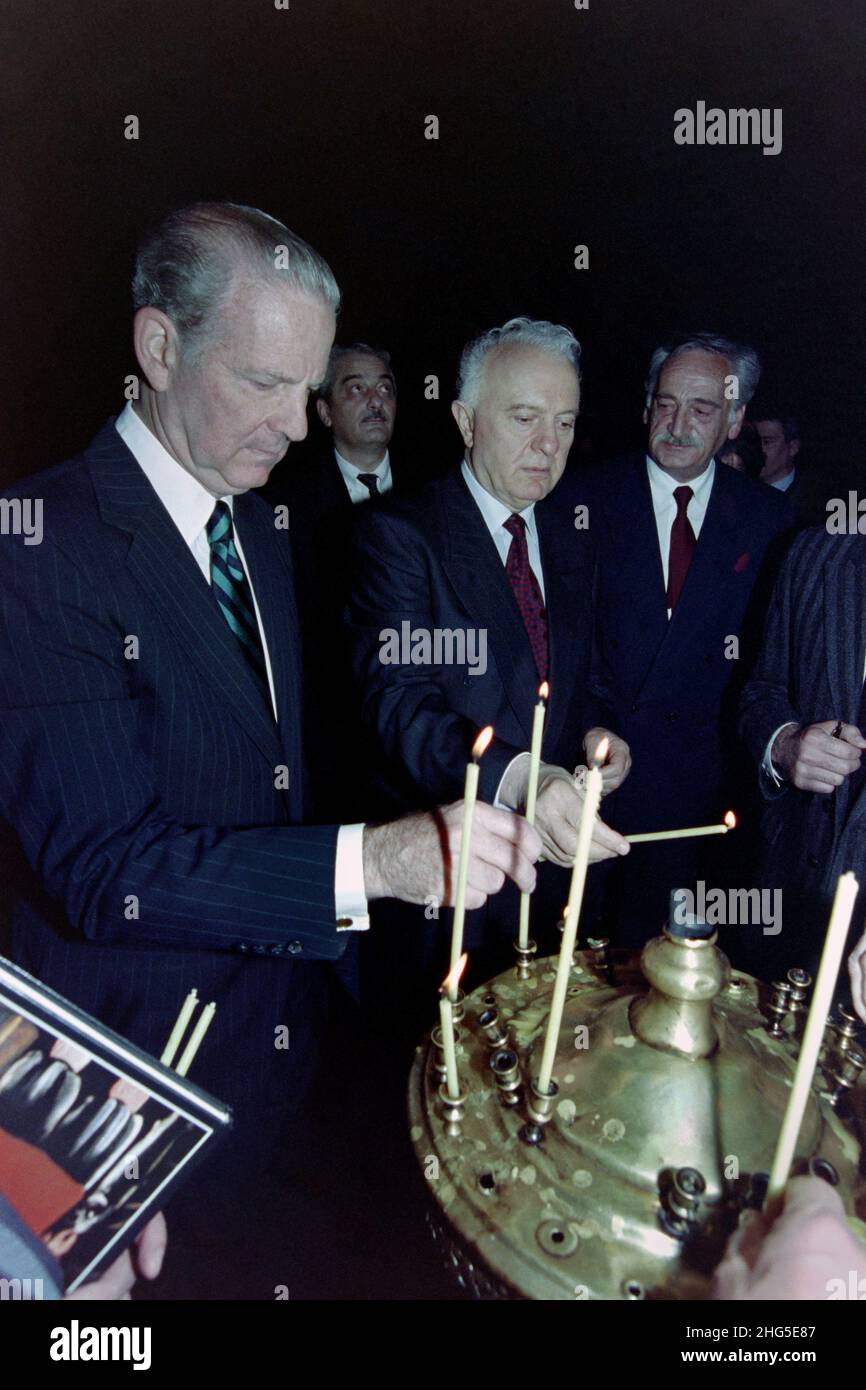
[0,420,345,1123]
[739,527,866,973]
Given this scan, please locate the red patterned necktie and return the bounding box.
[666,485,696,611]
[503,513,548,680]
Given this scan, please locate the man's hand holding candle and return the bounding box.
[362,802,542,910]
[771,720,866,793]
[533,765,629,868]
[582,727,632,794]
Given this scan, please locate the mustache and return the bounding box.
[654,430,700,448]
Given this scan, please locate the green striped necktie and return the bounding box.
[206,501,273,715]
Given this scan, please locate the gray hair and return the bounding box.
[319,342,394,402]
[645,332,761,422]
[455,316,581,409]
[132,201,341,359]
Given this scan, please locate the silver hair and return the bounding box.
[320,341,394,402]
[131,201,340,359]
[645,332,761,423]
[455,316,581,408]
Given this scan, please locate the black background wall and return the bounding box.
[2,0,863,487]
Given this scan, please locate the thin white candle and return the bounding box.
[175,1000,216,1077]
[625,811,736,843]
[518,683,549,950]
[438,955,466,1100]
[160,988,199,1067]
[448,726,494,996]
[537,739,609,1095]
[766,871,860,1202]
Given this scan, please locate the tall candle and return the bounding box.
[537,740,608,1095]
[518,683,549,950]
[438,955,467,1100]
[626,811,736,844]
[766,870,860,1202]
[448,726,494,996]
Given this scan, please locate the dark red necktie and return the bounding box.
[503,513,548,680]
[666,485,696,612]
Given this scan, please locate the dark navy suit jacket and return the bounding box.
[0,421,345,1135]
[347,466,597,974]
[739,528,866,979]
[562,455,793,943]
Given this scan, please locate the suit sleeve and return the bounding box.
[738,533,808,783]
[348,509,522,803]
[0,533,345,962]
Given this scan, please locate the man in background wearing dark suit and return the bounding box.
[566,333,793,948]
[349,317,631,1005]
[265,344,401,819]
[753,406,829,529]
[739,527,866,982]
[0,204,541,1297]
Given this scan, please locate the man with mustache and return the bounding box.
[564,333,793,949]
[265,344,403,820]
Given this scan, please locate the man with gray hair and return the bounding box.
[561,332,793,949]
[0,205,541,1296]
[349,316,631,1011]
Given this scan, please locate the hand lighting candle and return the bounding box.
[448,726,494,997]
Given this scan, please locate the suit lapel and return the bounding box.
[440,472,538,742]
[88,424,286,769]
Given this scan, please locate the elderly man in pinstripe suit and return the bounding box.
[739,526,866,983]
[0,202,540,1297]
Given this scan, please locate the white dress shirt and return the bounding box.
[461,459,546,600]
[335,448,393,504]
[115,403,369,930]
[647,456,715,611]
[460,458,547,807]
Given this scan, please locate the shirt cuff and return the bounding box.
[762,722,799,787]
[494,752,530,810]
[334,823,370,931]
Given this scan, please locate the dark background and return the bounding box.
[2,0,863,486]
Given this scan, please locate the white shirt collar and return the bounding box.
[460,458,538,540]
[115,401,229,541]
[646,454,715,504]
[334,446,390,480]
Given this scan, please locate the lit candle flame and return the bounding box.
[724,810,737,830]
[592,736,610,768]
[538,681,550,701]
[442,953,468,996]
[472,726,494,760]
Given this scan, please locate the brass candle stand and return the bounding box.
[409,913,866,1300]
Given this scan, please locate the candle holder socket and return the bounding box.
[489,1046,521,1106]
[477,1006,509,1048]
[438,1084,466,1137]
[519,1076,559,1146]
[513,939,537,980]
[766,979,792,1037]
[430,1024,462,1087]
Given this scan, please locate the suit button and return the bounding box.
[808,853,819,868]
[287,940,302,955]
[236,943,250,954]
[630,703,639,714]
[666,712,678,724]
